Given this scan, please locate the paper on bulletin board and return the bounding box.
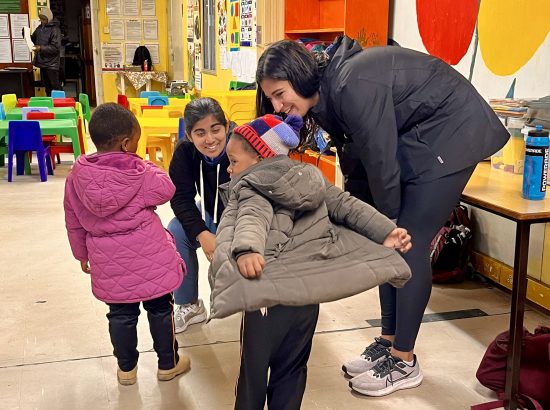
[106,0,122,15]
[125,42,139,64]
[0,38,12,63]
[125,19,141,41]
[109,19,124,40]
[10,14,29,39]
[143,19,158,41]
[229,0,240,51]
[144,43,159,64]
[186,0,194,42]
[141,0,156,16]
[12,39,31,62]
[0,14,9,38]
[220,46,229,69]
[239,0,254,47]
[102,43,123,70]
[217,0,227,47]
[123,0,139,16]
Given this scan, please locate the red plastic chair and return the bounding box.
[141,105,163,113]
[49,116,86,166]
[26,112,60,167]
[117,94,129,109]
[54,101,76,108]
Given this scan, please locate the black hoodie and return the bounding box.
[311,36,508,219]
[169,123,236,239]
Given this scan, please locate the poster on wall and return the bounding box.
[144,43,159,64]
[239,0,254,47]
[141,0,156,16]
[102,43,123,70]
[109,19,124,40]
[125,42,139,64]
[186,1,194,42]
[0,14,9,38]
[125,19,141,41]
[193,0,202,90]
[143,19,158,41]
[229,0,240,51]
[106,0,122,15]
[123,0,139,16]
[0,38,12,63]
[12,39,31,62]
[10,14,29,39]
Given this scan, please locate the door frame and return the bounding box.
[89,0,103,104]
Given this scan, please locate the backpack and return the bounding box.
[429,204,472,283]
[472,326,550,410]
[132,46,153,71]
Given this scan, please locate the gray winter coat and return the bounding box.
[311,36,509,219]
[31,21,61,70]
[208,156,412,319]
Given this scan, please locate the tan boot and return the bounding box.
[117,365,137,386]
[157,355,191,381]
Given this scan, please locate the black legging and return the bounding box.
[379,165,476,352]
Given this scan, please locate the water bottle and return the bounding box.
[522,125,550,200]
[143,60,148,72]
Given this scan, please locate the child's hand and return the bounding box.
[236,253,265,279]
[383,228,412,253]
[80,260,91,274]
[198,231,216,262]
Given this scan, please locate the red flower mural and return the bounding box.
[416,0,479,65]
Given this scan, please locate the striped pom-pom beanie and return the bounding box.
[233,114,303,158]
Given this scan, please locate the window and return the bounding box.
[202,0,216,72]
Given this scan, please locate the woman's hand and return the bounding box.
[383,228,412,253]
[197,231,216,262]
[80,260,91,274]
[236,253,265,279]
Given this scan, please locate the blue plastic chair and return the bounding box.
[148,95,169,106]
[7,121,53,182]
[22,106,49,120]
[140,91,161,98]
[51,90,66,98]
[178,117,185,140]
[0,102,5,120]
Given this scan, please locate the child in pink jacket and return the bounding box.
[64,103,189,386]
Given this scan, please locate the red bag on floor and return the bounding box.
[472,326,550,410]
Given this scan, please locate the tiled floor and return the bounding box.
[1,158,549,410]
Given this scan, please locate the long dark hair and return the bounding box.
[256,40,321,150]
[183,97,227,135]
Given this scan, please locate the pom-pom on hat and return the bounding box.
[233,114,302,158]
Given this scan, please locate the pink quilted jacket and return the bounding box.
[64,152,185,303]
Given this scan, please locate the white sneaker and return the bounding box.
[342,337,392,377]
[349,355,423,397]
[174,299,207,334]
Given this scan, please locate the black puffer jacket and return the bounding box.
[311,36,509,219]
[31,20,61,70]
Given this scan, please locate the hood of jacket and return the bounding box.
[229,156,326,211]
[71,152,149,217]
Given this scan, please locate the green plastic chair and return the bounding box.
[78,93,91,123]
[29,99,54,108]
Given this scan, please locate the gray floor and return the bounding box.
[1,155,549,409]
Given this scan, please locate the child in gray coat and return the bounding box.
[209,114,412,410]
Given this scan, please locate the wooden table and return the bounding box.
[0,69,34,98]
[462,162,550,410]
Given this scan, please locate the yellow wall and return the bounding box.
[182,1,256,93]
[98,0,169,102]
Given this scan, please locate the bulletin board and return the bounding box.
[101,0,160,71]
[0,11,32,68]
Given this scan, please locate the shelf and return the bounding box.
[285,28,344,34]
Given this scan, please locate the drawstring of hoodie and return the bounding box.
[199,160,220,224]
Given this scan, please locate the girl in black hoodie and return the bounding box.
[167,98,236,333]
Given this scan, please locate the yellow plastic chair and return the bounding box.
[2,94,17,111]
[75,102,88,152]
[146,136,174,170]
